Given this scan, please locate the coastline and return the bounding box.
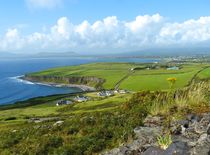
[19,76,96,92]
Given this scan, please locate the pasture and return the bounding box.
[27,62,210,91]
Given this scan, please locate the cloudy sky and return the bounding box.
[1,0,210,54]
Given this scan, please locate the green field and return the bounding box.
[1,62,210,154]
[120,64,206,91]
[0,93,132,128]
[27,62,210,91]
[197,67,210,79]
[0,92,135,154]
[28,63,140,89]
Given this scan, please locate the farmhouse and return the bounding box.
[167,66,179,70]
[97,90,114,97]
[118,89,129,94]
[74,96,88,102]
[114,89,129,94]
[56,100,73,106]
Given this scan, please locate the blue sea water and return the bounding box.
[0,57,159,105]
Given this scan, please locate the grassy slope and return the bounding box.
[27,63,144,89]
[120,64,204,91]
[28,63,208,91]
[0,93,135,154]
[0,93,132,128]
[1,63,210,154]
[197,67,210,79]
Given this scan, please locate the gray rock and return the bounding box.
[143,147,164,155]
[171,124,186,135]
[177,120,189,128]
[134,126,161,141]
[192,144,210,155]
[102,113,210,155]
[207,125,210,135]
[198,134,208,144]
[143,116,162,127]
[164,141,190,155]
[53,120,64,126]
[186,114,201,123]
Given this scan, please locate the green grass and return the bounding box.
[120,69,199,91]
[1,68,210,154]
[197,67,210,79]
[0,93,131,128]
[66,93,132,113]
[27,63,145,89]
[120,64,206,91]
[0,92,136,154]
[27,63,210,91]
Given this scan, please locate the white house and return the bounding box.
[74,96,88,102]
[114,89,129,94]
[118,89,128,94]
[167,66,179,70]
[97,90,114,97]
[56,100,73,106]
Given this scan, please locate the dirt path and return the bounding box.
[114,69,135,90]
[188,66,210,86]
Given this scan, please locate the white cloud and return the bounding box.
[0,29,25,51]
[26,0,63,9]
[158,16,210,45]
[1,14,210,53]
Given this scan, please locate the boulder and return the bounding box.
[164,141,190,155]
[143,147,164,155]
[53,120,64,126]
[207,125,210,135]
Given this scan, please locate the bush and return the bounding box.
[4,117,17,121]
[35,136,63,154]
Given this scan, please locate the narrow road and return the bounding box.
[188,66,210,86]
[114,69,135,90]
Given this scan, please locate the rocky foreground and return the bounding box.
[102,113,210,155]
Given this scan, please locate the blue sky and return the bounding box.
[1,0,210,32]
[1,0,210,53]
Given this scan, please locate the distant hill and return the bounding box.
[0,51,79,59]
[0,52,20,58]
[117,47,210,57]
[30,51,78,58]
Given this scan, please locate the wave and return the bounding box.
[35,82,53,87]
[9,76,35,85]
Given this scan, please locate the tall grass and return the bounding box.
[146,82,210,116]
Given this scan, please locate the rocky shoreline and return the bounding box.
[20,76,96,91]
[102,113,210,155]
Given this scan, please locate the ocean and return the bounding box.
[0,57,159,105]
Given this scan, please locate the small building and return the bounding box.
[74,96,88,102]
[56,100,73,106]
[97,90,114,97]
[167,66,179,70]
[114,89,129,94]
[118,89,129,94]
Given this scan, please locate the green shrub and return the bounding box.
[4,117,17,121]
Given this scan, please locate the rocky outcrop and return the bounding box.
[23,75,105,90]
[102,113,210,155]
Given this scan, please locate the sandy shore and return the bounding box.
[19,76,96,92]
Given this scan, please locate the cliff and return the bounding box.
[23,75,105,90]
